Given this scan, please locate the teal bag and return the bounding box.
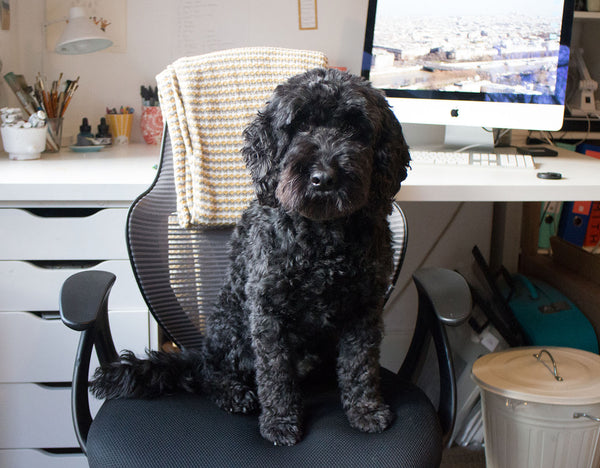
[472,245,598,354]
[508,274,599,354]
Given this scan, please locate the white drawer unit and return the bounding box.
[0,208,129,260]
[0,204,155,466]
[0,259,145,311]
[0,383,102,449]
[0,310,150,383]
[0,449,88,468]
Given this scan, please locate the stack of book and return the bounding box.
[540,201,600,253]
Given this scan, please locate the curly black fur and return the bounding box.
[90,350,204,399]
[91,68,411,446]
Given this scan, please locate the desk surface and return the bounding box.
[399,146,600,202]
[0,144,160,207]
[0,143,598,206]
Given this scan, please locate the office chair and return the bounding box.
[59,126,471,467]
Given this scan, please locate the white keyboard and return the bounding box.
[410,150,536,169]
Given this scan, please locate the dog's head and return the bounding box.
[242,68,411,220]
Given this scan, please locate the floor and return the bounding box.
[440,446,486,468]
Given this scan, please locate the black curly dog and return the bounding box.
[91,68,411,446]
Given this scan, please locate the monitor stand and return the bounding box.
[443,125,497,152]
[401,123,506,153]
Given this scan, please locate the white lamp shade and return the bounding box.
[55,7,113,55]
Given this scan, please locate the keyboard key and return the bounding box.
[410,150,535,169]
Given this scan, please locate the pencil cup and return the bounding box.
[1,125,47,160]
[44,117,63,153]
[140,106,163,145]
[106,114,134,145]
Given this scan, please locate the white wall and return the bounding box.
[2,0,370,143]
[0,0,20,108]
[1,0,494,370]
[381,201,493,371]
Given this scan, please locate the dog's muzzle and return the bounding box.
[275,129,373,221]
[310,167,337,191]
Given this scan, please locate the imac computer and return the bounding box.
[362,0,575,150]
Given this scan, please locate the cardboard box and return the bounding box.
[550,236,600,286]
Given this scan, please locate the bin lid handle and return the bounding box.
[573,413,600,423]
[533,349,564,382]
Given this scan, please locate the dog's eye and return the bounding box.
[342,123,356,135]
[341,123,365,140]
[294,121,310,133]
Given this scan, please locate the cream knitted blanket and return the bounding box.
[156,47,328,227]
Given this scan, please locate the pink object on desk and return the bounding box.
[140,106,163,145]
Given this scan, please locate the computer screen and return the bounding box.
[361,0,575,137]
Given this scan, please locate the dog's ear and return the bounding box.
[241,105,281,207]
[369,93,411,203]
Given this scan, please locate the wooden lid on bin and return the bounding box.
[472,346,600,405]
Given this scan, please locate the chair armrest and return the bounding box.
[399,267,472,447]
[60,270,116,330]
[60,270,120,365]
[412,268,471,326]
[59,270,120,453]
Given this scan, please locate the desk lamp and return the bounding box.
[54,7,112,55]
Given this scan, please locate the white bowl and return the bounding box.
[1,126,47,160]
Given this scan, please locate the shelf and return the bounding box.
[574,11,600,20]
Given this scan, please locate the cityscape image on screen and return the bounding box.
[366,0,569,105]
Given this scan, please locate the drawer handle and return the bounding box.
[35,382,71,389]
[28,260,104,269]
[29,311,61,320]
[24,208,102,218]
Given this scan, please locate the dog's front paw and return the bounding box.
[212,382,258,414]
[259,413,303,446]
[346,402,395,433]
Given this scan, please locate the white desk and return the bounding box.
[398,146,600,202]
[0,144,160,207]
[1,143,598,204]
[0,143,159,466]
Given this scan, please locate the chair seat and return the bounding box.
[87,367,442,468]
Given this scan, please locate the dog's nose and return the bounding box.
[310,169,336,190]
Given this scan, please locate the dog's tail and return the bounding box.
[90,349,204,399]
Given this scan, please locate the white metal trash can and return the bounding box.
[472,347,600,468]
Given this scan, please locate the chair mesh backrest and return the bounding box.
[127,128,227,350]
[127,128,408,350]
[387,202,408,303]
